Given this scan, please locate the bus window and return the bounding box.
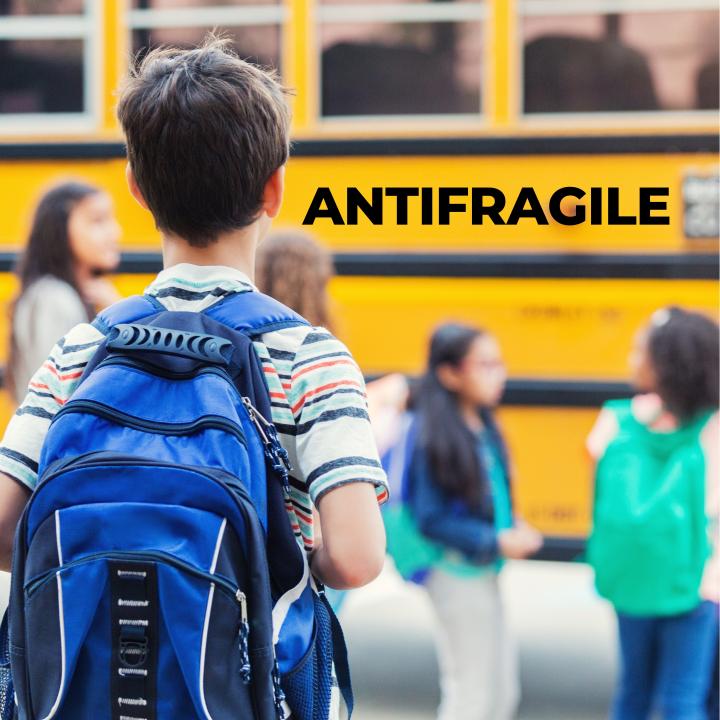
[318,1,484,117]
[521,3,720,114]
[129,1,284,71]
[131,25,281,70]
[129,1,280,8]
[0,0,92,123]
[1,0,84,14]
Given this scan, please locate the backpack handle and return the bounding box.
[107,323,234,365]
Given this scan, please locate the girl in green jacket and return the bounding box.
[587,307,718,720]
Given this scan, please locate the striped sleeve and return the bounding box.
[286,329,389,506]
[0,322,104,490]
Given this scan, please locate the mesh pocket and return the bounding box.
[0,613,15,720]
[280,593,334,720]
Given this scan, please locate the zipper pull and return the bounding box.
[236,589,251,684]
[236,589,248,624]
[242,397,269,443]
[266,424,292,474]
[272,659,287,720]
[242,397,292,486]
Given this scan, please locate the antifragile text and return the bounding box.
[302,187,670,226]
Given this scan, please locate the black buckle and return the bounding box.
[119,634,148,668]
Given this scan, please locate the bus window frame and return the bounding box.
[516,0,720,125]
[314,1,489,127]
[0,0,100,136]
[126,4,288,77]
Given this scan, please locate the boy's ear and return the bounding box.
[262,165,285,219]
[125,163,149,211]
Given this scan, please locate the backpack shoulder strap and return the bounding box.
[202,290,310,337]
[91,294,164,335]
[383,412,417,504]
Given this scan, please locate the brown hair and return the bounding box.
[116,35,293,247]
[646,307,719,421]
[6,182,97,403]
[255,231,334,329]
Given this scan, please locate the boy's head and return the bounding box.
[117,36,292,248]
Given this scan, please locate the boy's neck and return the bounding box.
[161,228,259,282]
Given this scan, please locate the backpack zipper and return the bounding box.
[97,355,231,382]
[25,549,242,602]
[83,356,289,491]
[52,400,247,449]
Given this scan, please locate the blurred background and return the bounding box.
[0,1,717,717]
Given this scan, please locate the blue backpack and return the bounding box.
[380,413,442,584]
[3,291,353,720]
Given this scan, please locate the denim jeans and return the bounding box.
[707,633,718,720]
[612,601,719,720]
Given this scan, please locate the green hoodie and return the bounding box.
[587,398,713,616]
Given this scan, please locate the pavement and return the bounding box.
[340,559,616,720]
[0,559,617,720]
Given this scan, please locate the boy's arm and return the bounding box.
[0,323,103,568]
[0,474,30,570]
[287,330,388,589]
[311,484,385,590]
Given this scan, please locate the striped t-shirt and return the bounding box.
[0,263,388,552]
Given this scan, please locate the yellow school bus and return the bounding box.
[0,0,717,558]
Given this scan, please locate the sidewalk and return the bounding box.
[340,559,616,720]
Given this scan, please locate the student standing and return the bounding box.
[6,181,121,404]
[256,230,409,456]
[0,38,388,720]
[407,323,543,720]
[256,230,407,618]
[255,230,334,331]
[0,36,387,637]
[587,307,719,720]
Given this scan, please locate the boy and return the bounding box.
[0,37,387,596]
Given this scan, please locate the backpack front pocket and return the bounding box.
[23,550,255,720]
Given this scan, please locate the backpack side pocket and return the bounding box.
[280,590,354,720]
[0,612,16,720]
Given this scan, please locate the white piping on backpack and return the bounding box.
[54,509,63,566]
[41,511,66,720]
[271,550,310,645]
[198,518,227,720]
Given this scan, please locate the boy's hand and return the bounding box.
[498,522,543,560]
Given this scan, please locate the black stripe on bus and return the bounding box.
[0,134,716,160]
[384,377,633,407]
[0,252,714,280]
[332,253,719,280]
[0,142,127,160]
[501,379,632,407]
[291,134,719,157]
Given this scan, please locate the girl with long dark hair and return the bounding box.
[6,181,121,403]
[587,307,719,720]
[407,322,543,720]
